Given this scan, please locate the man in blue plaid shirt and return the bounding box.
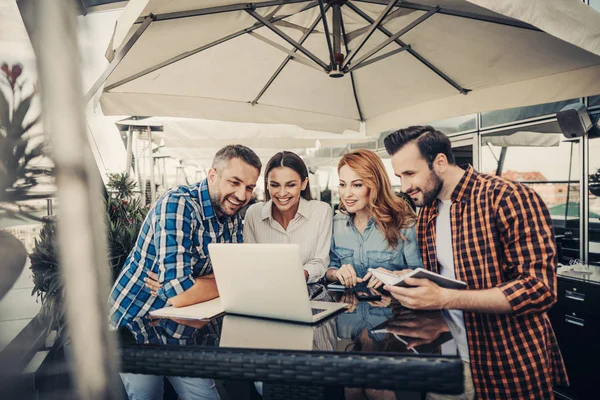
[109,145,261,399]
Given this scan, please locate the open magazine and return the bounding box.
[368,267,467,290]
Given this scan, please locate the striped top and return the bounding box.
[417,166,568,399]
[108,179,242,329]
[243,198,333,283]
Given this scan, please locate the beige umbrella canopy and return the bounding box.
[115,116,378,169]
[96,0,600,135]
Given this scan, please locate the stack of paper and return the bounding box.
[149,298,224,320]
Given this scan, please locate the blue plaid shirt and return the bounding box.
[108,179,243,328]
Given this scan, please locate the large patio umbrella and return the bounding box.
[95,0,600,134]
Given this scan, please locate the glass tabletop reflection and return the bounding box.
[119,284,459,358]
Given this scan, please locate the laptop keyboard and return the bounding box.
[311,308,326,315]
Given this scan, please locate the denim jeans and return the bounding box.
[120,373,220,400]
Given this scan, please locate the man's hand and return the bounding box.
[334,264,362,288]
[145,271,162,296]
[384,276,451,310]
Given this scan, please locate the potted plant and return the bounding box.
[590,168,600,197]
[0,63,51,300]
[29,172,148,342]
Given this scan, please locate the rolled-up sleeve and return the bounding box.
[329,232,342,270]
[495,187,558,316]
[154,195,197,300]
[303,205,333,283]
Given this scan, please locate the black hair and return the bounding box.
[383,125,455,168]
[264,151,312,201]
[212,144,262,173]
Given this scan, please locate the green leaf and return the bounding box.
[9,92,33,135]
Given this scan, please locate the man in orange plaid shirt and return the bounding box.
[384,126,568,399]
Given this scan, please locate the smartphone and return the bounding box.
[354,285,382,301]
[327,283,347,291]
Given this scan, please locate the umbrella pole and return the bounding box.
[147,126,156,202]
[125,126,133,175]
[32,0,121,398]
[564,141,574,223]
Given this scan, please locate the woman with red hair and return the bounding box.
[325,150,421,288]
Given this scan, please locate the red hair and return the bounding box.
[338,150,416,248]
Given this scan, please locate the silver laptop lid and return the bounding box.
[209,243,314,323]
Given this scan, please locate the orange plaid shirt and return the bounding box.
[417,166,568,399]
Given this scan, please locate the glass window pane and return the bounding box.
[428,114,477,134]
[589,95,600,108]
[481,99,579,128]
[591,0,600,12]
[481,131,580,265]
[589,134,600,266]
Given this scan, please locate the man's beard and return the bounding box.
[417,171,443,207]
[210,191,240,216]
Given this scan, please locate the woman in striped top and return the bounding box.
[243,151,333,283]
[326,150,422,289]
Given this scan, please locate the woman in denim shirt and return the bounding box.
[325,150,422,288]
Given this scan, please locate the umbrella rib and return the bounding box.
[247,32,322,72]
[346,45,411,73]
[345,1,468,95]
[341,0,399,70]
[318,0,336,68]
[251,4,331,105]
[340,10,364,122]
[105,2,320,92]
[134,0,314,23]
[246,9,329,71]
[353,0,540,31]
[346,7,439,72]
[85,15,154,103]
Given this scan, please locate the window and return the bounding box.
[589,131,600,265]
[481,129,580,265]
[481,99,579,128]
[428,114,477,135]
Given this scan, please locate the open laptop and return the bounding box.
[208,243,347,324]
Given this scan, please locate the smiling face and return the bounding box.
[207,157,259,217]
[390,142,443,207]
[338,164,370,214]
[267,166,308,213]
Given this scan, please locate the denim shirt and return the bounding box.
[329,213,422,278]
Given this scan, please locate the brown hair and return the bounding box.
[338,150,416,248]
[264,151,312,201]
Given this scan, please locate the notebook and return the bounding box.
[368,267,467,290]
[149,298,224,320]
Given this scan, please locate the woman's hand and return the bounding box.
[362,267,391,289]
[334,264,362,288]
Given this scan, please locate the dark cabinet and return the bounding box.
[550,276,600,400]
